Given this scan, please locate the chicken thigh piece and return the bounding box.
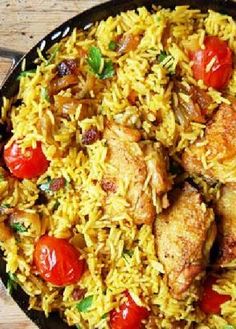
[215,184,236,267]
[154,183,216,299]
[103,122,172,225]
[182,100,236,183]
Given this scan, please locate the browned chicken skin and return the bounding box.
[215,184,236,267]
[154,183,216,299]
[182,100,236,183]
[103,122,172,225]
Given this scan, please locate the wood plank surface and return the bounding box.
[0,0,104,85]
[0,1,105,327]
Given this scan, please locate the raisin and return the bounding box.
[57,59,77,77]
[72,288,87,301]
[101,178,117,193]
[50,177,66,191]
[82,127,101,145]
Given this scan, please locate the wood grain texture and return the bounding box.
[0,0,104,84]
[0,1,105,327]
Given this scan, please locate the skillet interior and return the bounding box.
[0,0,236,328]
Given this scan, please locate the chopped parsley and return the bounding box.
[46,46,60,65]
[76,295,93,312]
[7,272,17,295]
[122,248,134,263]
[10,222,28,233]
[223,326,235,329]
[87,46,114,80]
[108,40,117,51]
[100,60,114,79]
[1,203,10,208]
[52,200,60,211]
[159,50,168,62]
[158,50,175,75]
[75,325,81,329]
[17,69,36,80]
[101,312,109,319]
[122,248,134,258]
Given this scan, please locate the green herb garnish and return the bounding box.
[7,272,17,295]
[108,40,117,51]
[10,222,28,233]
[223,326,235,329]
[41,87,50,102]
[87,46,114,80]
[122,248,134,258]
[1,203,10,208]
[46,46,60,65]
[52,200,60,211]
[88,46,101,74]
[101,60,114,79]
[17,69,36,80]
[158,50,175,75]
[38,176,52,192]
[159,50,168,63]
[101,312,109,319]
[122,248,134,263]
[76,295,93,312]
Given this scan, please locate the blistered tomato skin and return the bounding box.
[199,276,231,314]
[4,141,49,179]
[34,235,85,286]
[110,292,149,329]
[191,36,233,90]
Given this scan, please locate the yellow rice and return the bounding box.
[1,5,236,329]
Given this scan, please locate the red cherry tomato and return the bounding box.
[110,292,149,329]
[191,36,233,90]
[199,276,231,314]
[4,141,49,179]
[34,235,85,286]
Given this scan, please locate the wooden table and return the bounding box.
[0,0,104,85]
[0,1,105,327]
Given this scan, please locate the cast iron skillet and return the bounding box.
[0,0,236,328]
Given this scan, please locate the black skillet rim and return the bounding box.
[0,0,236,328]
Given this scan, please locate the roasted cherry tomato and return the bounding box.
[34,235,85,286]
[190,36,233,90]
[199,276,231,314]
[4,141,49,179]
[110,292,149,329]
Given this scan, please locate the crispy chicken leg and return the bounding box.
[182,100,236,183]
[215,184,236,267]
[103,122,172,225]
[154,183,216,299]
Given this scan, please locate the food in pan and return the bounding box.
[1,4,236,329]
